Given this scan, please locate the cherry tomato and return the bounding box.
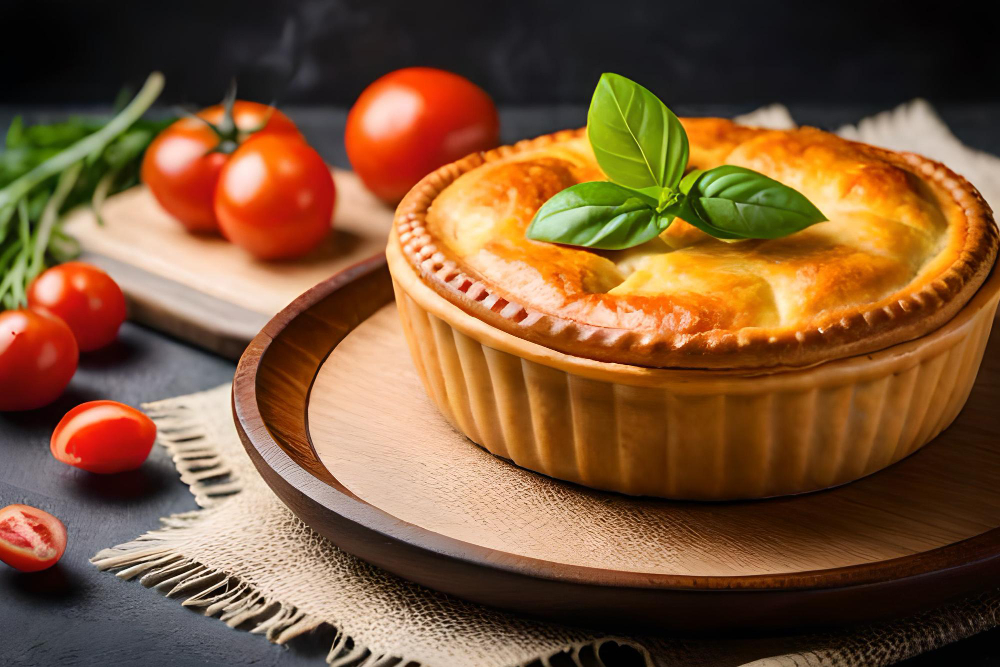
[214,134,335,260]
[27,262,127,352]
[0,309,78,411]
[142,101,300,233]
[0,504,67,572]
[345,67,500,203]
[51,400,156,474]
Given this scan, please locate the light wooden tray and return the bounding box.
[233,255,1000,631]
[63,170,393,358]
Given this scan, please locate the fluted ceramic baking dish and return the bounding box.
[389,235,999,500]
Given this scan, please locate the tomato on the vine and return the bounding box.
[51,400,157,474]
[345,67,500,203]
[141,101,300,233]
[214,134,335,260]
[0,504,67,572]
[0,308,78,411]
[27,262,127,352]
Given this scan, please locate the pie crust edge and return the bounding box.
[391,127,999,369]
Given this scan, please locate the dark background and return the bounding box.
[5,2,1000,665]
[6,0,1000,109]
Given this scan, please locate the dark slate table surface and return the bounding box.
[2,104,999,666]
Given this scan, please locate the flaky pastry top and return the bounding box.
[392,119,997,368]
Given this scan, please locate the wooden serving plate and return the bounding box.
[233,255,1000,631]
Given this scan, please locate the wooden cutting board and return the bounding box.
[62,169,394,359]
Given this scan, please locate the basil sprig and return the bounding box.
[526,73,826,249]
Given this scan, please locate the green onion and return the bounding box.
[0,72,168,309]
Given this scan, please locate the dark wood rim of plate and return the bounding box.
[233,253,1000,629]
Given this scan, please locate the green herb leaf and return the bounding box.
[527,74,829,251]
[5,117,24,149]
[678,169,703,194]
[0,72,164,212]
[587,73,688,191]
[674,196,747,240]
[0,72,168,309]
[526,181,669,250]
[684,165,827,239]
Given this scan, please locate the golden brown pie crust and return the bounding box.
[392,120,998,369]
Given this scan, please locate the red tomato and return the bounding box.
[51,400,157,474]
[214,134,335,260]
[141,101,300,233]
[27,262,127,352]
[0,504,67,572]
[345,67,500,203]
[0,309,78,411]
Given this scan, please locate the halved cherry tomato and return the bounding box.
[0,504,67,572]
[141,101,300,233]
[27,262,127,352]
[0,308,78,411]
[51,400,157,474]
[214,134,335,260]
[345,67,500,203]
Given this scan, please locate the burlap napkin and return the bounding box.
[93,103,1000,666]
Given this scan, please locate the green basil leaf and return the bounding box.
[587,73,688,191]
[675,195,746,240]
[678,168,703,194]
[526,181,667,250]
[686,165,827,239]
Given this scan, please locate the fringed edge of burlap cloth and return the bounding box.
[87,386,1000,667]
[89,396,357,663]
[89,391,655,667]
